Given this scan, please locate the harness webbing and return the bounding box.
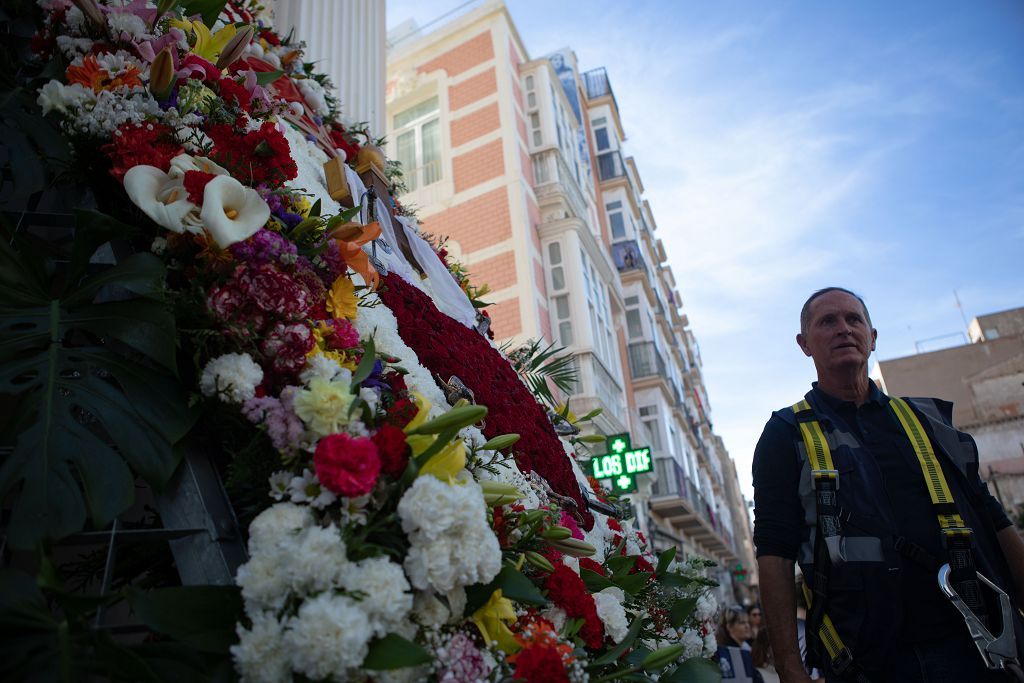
[790,395,988,680]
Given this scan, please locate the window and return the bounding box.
[530,112,542,147]
[393,96,441,191]
[554,295,572,346]
[606,200,625,240]
[640,405,663,451]
[547,243,572,347]
[592,116,610,151]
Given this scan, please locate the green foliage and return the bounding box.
[663,657,723,683]
[363,633,433,670]
[0,211,196,549]
[507,339,579,408]
[180,0,229,26]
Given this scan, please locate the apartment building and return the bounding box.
[385,0,756,596]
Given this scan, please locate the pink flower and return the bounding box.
[560,510,584,540]
[260,322,315,379]
[314,433,381,497]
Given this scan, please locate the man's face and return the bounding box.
[796,291,877,374]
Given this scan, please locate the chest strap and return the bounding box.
[888,397,987,625]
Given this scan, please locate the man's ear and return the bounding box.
[870,327,877,352]
[796,333,811,357]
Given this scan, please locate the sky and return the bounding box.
[386,0,1024,499]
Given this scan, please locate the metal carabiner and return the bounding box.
[938,563,1020,672]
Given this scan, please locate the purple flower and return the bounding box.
[229,229,298,265]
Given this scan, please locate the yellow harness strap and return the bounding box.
[790,396,979,679]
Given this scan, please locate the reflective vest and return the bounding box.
[774,390,1023,679]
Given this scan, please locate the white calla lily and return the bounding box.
[200,175,270,247]
[169,153,230,178]
[124,164,202,234]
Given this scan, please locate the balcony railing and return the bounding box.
[531,148,588,221]
[597,150,625,182]
[628,340,667,379]
[577,352,626,426]
[582,67,613,100]
[652,457,691,501]
[611,240,646,274]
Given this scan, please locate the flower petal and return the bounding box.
[200,175,270,247]
[124,165,197,233]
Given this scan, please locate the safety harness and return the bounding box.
[792,396,994,681]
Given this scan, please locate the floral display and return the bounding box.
[0,1,723,681]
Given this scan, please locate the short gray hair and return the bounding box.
[800,287,871,334]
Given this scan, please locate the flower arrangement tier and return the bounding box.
[2,1,723,681]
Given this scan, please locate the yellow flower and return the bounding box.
[172,19,238,63]
[417,439,466,481]
[472,590,521,653]
[326,276,358,320]
[292,195,312,218]
[554,403,578,424]
[292,377,353,438]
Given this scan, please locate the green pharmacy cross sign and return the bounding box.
[589,433,653,494]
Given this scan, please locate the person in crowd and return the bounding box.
[717,605,765,682]
[753,627,782,683]
[753,287,1024,682]
[748,603,764,646]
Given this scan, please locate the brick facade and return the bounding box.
[450,102,501,147]
[452,138,505,193]
[449,67,498,110]
[489,297,522,338]
[469,250,517,291]
[417,31,494,77]
[418,187,511,254]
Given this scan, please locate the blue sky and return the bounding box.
[387,1,1024,497]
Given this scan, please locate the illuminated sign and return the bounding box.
[589,433,652,493]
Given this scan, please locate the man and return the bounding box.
[753,287,1024,683]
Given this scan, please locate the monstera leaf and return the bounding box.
[0,211,196,549]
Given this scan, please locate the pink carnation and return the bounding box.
[314,433,381,497]
[560,510,584,540]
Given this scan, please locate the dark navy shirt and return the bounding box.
[752,381,1011,641]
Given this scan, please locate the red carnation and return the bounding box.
[104,122,182,183]
[218,76,254,111]
[544,565,604,649]
[206,121,297,188]
[314,433,381,497]
[385,397,419,429]
[579,557,605,577]
[371,424,410,477]
[183,170,217,204]
[512,644,570,683]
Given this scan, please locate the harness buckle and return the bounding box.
[831,647,855,674]
[812,469,839,489]
[938,564,1020,671]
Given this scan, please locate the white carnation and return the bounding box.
[594,588,629,643]
[398,477,501,592]
[680,628,704,659]
[232,611,290,683]
[107,12,149,39]
[299,354,346,384]
[342,556,413,635]
[694,592,717,621]
[247,503,312,554]
[287,524,349,594]
[236,553,290,615]
[200,352,264,403]
[284,593,373,679]
[703,631,718,657]
[412,591,449,627]
[541,606,568,632]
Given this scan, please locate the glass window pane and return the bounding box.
[559,321,573,346]
[595,127,609,151]
[527,92,536,108]
[593,116,607,126]
[551,266,564,290]
[605,200,622,210]
[394,96,439,129]
[396,130,417,191]
[548,242,562,265]
[533,130,542,146]
[421,118,441,185]
[554,294,569,318]
[609,212,626,239]
[526,75,534,90]
[626,309,643,338]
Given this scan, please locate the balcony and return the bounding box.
[597,150,625,182]
[650,458,737,562]
[582,67,614,100]
[628,341,667,379]
[575,351,626,427]
[611,240,646,274]
[532,148,588,222]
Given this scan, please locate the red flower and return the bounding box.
[179,53,221,82]
[259,28,281,46]
[314,433,381,497]
[103,122,182,183]
[606,518,622,532]
[182,170,218,204]
[579,557,605,577]
[377,273,594,529]
[512,643,570,683]
[260,321,315,381]
[371,424,410,477]
[544,565,604,649]
[206,121,298,188]
[217,76,254,111]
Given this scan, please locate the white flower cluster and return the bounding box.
[200,352,264,403]
[397,476,501,593]
[233,503,414,682]
[593,587,630,643]
[297,77,330,118]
